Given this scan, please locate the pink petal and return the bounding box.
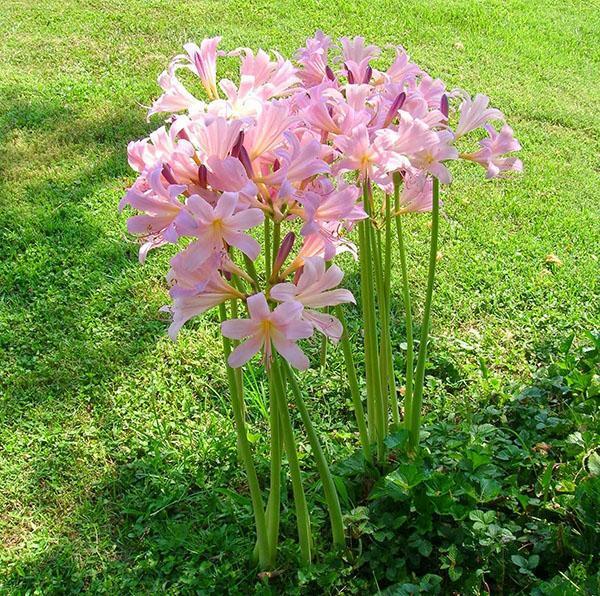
[221,319,258,340]
[270,282,298,302]
[228,208,265,230]
[246,292,270,320]
[271,332,310,370]
[228,335,263,368]
[224,231,261,260]
[214,192,238,219]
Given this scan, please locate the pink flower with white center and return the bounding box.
[411,130,459,184]
[455,93,504,138]
[296,185,367,237]
[385,46,422,86]
[397,173,435,213]
[191,117,245,161]
[175,192,264,268]
[164,255,243,339]
[205,156,258,196]
[463,124,523,179]
[244,101,297,160]
[183,37,222,99]
[148,68,205,119]
[221,293,313,370]
[340,36,380,84]
[119,167,187,262]
[334,125,410,182]
[271,256,355,341]
[295,30,332,87]
[260,132,329,198]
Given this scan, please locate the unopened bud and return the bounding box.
[363,65,373,84]
[325,65,336,81]
[198,164,208,188]
[344,63,355,84]
[440,94,449,120]
[272,232,295,277]
[383,92,406,128]
[162,163,177,185]
[231,131,245,158]
[238,145,254,177]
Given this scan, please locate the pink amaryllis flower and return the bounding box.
[455,93,503,138]
[221,293,313,369]
[183,37,222,99]
[462,124,523,179]
[397,173,435,213]
[271,256,355,341]
[176,192,264,268]
[164,255,244,339]
[119,167,187,262]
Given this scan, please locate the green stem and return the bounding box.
[265,366,282,563]
[394,186,415,428]
[362,182,385,461]
[282,361,345,548]
[271,222,281,279]
[383,193,399,428]
[218,303,271,569]
[335,305,372,462]
[408,177,440,450]
[264,218,272,280]
[271,357,312,565]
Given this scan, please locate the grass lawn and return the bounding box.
[1,0,599,593]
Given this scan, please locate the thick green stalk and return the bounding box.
[408,178,440,450]
[271,222,281,278]
[394,180,415,429]
[357,220,376,441]
[383,193,399,427]
[335,305,372,462]
[361,182,385,460]
[282,362,345,548]
[264,218,272,279]
[265,367,282,563]
[218,303,270,569]
[271,357,312,565]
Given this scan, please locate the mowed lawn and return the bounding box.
[1,0,599,592]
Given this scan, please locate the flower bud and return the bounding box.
[344,63,355,84]
[198,164,208,188]
[383,92,406,128]
[363,65,373,84]
[325,65,336,81]
[272,232,295,278]
[238,145,254,177]
[161,163,177,185]
[440,94,449,120]
[230,131,245,158]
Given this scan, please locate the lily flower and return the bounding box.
[455,93,503,138]
[462,124,523,178]
[176,192,264,268]
[271,257,355,341]
[221,293,313,369]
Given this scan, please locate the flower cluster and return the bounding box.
[120,33,522,371]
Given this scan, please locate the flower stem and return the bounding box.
[393,181,414,429]
[335,305,372,462]
[282,361,345,548]
[408,177,440,450]
[265,366,282,563]
[264,218,272,280]
[218,303,271,569]
[271,357,312,565]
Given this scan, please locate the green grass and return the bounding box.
[0,0,599,592]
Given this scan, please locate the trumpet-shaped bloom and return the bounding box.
[397,173,435,213]
[463,124,523,179]
[295,30,332,87]
[148,68,205,118]
[184,37,221,99]
[222,293,313,369]
[176,192,264,268]
[271,257,355,340]
[164,256,242,339]
[455,93,503,138]
[119,167,187,262]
